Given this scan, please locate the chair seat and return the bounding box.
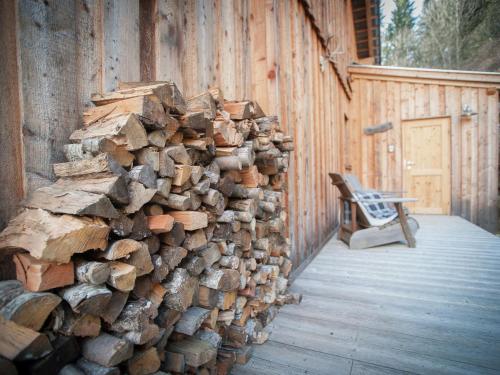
[355,191,396,219]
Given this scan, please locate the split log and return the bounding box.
[155,306,182,329]
[107,262,137,292]
[156,178,172,198]
[75,260,110,285]
[159,151,175,178]
[215,156,242,171]
[76,358,120,375]
[195,329,222,349]
[127,347,161,375]
[144,204,164,216]
[179,111,211,131]
[110,214,134,237]
[173,165,193,186]
[239,166,260,188]
[160,246,188,270]
[101,290,129,324]
[184,255,206,276]
[59,283,111,315]
[168,211,208,230]
[183,229,208,251]
[197,286,218,309]
[160,222,185,246]
[84,95,167,129]
[70,113,148,151]
[165,193,191,210]
[147,214,175,234]
[81,333,134,367]
[116,81,187,114]
[167,336,217,367]
[15,335,80,375]
[0,208,109,263]
[100,239,143,260]
[217,291,237,310]
[193,178,211,195]
[151,254,169,283]
[187,92,217,119]
[14,253,74,291]
[0,315,52,361]
[129,165,157,189]
[223,101,253,120]
[136,147,160,171]
[174,307,211,335]
[163,351,185,373]
[163,268,197,311]
[110,299,157,333]
[148,130,168,149]
[124,181,157,214]
[164,145,192,165]
[198,243,221,268]
[123,322,160,345]
[0,280,24,309]
[58,305,101,337]
[53,153,125,179]
[130,210,153,240]
[123,244,154,277]
[200,269,240,291]
[0,292,61,330]
[190,166,205,184]
[54,176,129,205]
[23,185,119,219]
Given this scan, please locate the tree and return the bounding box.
[382,0,418,66]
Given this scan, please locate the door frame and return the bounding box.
[401,115,452,215]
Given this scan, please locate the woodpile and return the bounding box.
[0,81,300,374]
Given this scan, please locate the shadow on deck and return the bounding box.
[234,215,500,375]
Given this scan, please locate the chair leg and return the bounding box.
[395,203,416,248]
[351,202,357,232]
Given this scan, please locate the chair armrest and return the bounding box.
[358,197,417,203]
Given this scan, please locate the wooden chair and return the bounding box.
[329,173,419,249]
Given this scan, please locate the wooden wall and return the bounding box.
[0,0,358,269]
[348,65,500,233]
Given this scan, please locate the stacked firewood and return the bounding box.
[0,82,300,375]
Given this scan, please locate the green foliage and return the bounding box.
[382,0,500,71]
[383,0,418,66]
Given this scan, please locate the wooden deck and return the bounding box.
[234,215,500,374]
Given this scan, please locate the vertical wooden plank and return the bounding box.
[0,0,24,230]
[219,0,236,99]
[103,0,140,91]
[18,0,79,192]
[139,0,156,81]
[76,0,104,110]
[264,0,279,115]
[155,0,186,92]
[429,84,440,117]
[486,91,499,232]
[249,0,269,113]
[469,88,479,224]
[476,89,489,229]
[445,85,462,216]
[195,0,216,92]
[460,87,471,220]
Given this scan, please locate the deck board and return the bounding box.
[234,216,500,374]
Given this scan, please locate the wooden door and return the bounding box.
[402,117,451,214]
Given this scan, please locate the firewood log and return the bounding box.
[122,243,154,277]
[156,178,172,198]
[160,222,185,246]
[159,151,175,178]
[164,193,191,210]
[174,306,211,335]
[162,351,185,373]
[99,239,142,260]
[183,229,208,251]
[81,333,134,367]
[0,292,61,331]
[71,113,148,151]
[184,255,206,276]
[200,269,240,291]
[53,153,126,179]
[147,214,175,234]
[0,315,52,361]
[122,321,160,345]
[136,147,160,171]
[198,243,221,268]
[224,101,253,120]
[124,181,157,214]
[57,304,101,337]
[0,208,109,263]
[160,246,188,270]
[167,336,217,368]
[100,290,129,324]
[59,283,111,315]
[14,253,74,292]
[173,165,193,186]
[130,210,153,240]
[76,357,120,375]
[162,268,197,311]
[116,81,187,114]
[127,347,161,375]
[187,92,217,119]
[54,175,129,205]
[168,211,208,230]
[75,259,110,285]
[107,262,137,292]
[129,165,157,189]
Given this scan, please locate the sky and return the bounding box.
[381,0,424,30]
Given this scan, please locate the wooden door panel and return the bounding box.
[402,117,451,214]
